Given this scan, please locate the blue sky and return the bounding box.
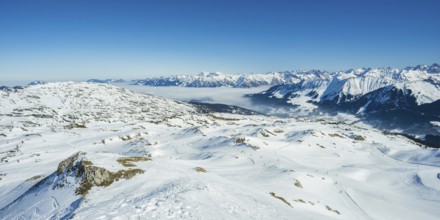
[0,0,439,81]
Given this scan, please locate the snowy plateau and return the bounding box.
[0,80,440,219]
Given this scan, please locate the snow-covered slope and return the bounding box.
[250,64,440,134]
[1,82,440,219]
[320,65,440,105]
[256,64,440,106]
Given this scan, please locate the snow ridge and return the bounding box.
[256,63,440,106]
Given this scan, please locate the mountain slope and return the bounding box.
[1,82,440,219]
[249,64,440,136]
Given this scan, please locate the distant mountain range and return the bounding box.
[250,64,440,108]
[132,71,331,88]
[248,63,440,140]
[0,81,47,92]
[0,86,23,92]
[131,64,440,90]
[86,79,126,83]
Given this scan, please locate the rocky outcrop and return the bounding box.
[56,152,145,195]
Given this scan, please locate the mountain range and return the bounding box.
[248,64,440,138]
[132,70,330,88]
[127,64,440,142]
[131,64,440,89]
[86,79,126,84]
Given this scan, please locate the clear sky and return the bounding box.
[0,0,439,81]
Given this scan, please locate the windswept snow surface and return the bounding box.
[0,82,440,219]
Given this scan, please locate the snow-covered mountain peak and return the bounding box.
[427,63,440,73]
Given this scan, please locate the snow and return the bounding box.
[256,64,440,106]
[133,70,332,88]
[1,82,440,219]
[403,81,440,105]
